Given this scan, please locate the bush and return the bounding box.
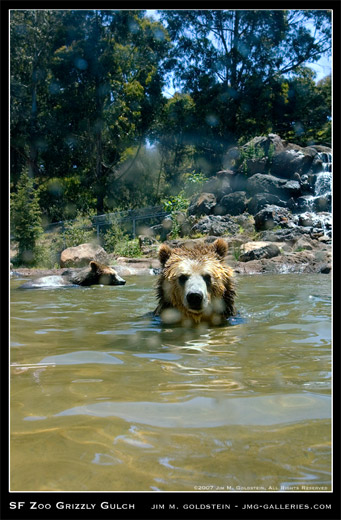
[161,172,207,239]
[103,219,126,253]
[104,220,141,257]
[62,215,96,248]
[115,239,141,258]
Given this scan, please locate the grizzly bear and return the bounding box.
[154,238,236,325]
[19,261,126,289]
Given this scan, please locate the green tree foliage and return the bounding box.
[11,9,170,219]
[10,8,331,233]
[10,170,43,265]
[159,10,331,159]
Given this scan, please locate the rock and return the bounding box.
[202,171,233,200]
[214,191,247,216]
[282,180,301,198]
[150,216,173,241]
[320,264,331,274]
[188,192,217,216]
[295,195,314,213]
[60,243,110,268]
[314,194,331,212]
[234,248,332,275]
[191,215,240,236]
[238,157,268,176]
[239,242,281,262]
[299,174,313,195]
[247,193,288,215]
[246,173,286,196]
[270,146,315,179]
[232,214,255,234]
[229,172,248,192]
[254,205,293,231]
[246,173,301,200]
[223,147,240,168]
[318,235,332,244]
[259,227,311,244]
[138,235,158,255]
[298,213,315,227]
[294,237,314,251]
[138,235,158,248]
[241,134,286,155]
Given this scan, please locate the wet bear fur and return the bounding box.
[20,261,125,288]
[154,238,236,325]
[61,261,125,286]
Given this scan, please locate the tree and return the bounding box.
[10,9,170,219]
[11,170,43,265]
[10,10,63,181]
[159,9,331,163]
[47,10,170,214]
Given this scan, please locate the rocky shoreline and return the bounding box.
[11,234,331,280]
[10,134,332,280]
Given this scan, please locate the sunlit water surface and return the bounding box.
[10,274,332,492]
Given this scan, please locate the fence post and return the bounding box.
[132,218,136,239]
[62,221,66,249]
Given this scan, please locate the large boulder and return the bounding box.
[191,215,240,236]
[270,145,316,179]
[237,157,268,176]
[214,191,247,216]
[60,243,110,268]
[254,205,294,231]
[246,173,301,200]
[241,134,286,155]
[247,193,288,215]
[239,241,281,262]
[202,171,233,200]
[188,192,217,216]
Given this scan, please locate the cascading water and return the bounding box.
[319,152,332,172]
[297,152,332,237]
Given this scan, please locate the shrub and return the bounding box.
[62,215,96,248]
[104,220,141,257]
[115,238,142,258]
[103,219,126,253]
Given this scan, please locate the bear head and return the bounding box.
[156,238,236,324]
[87,261,126,286]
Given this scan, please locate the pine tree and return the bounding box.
[11,170,43,265]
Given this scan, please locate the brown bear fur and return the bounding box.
[154,238,236,325]
[20,261,125,288]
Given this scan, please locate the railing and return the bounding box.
[42,206,169,241]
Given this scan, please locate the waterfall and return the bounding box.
[314,171,332,198]
[313,152,332,199]
[319,152,332,172]
[296,152,332,237]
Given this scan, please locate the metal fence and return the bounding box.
[43,206,169,241]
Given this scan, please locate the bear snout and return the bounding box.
[115,276,126,285]
[186,291,204,310]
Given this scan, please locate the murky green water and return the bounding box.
[10,273,332,492]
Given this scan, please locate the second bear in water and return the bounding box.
[20,261,126,289]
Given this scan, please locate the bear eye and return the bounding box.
[203,274,211,285]
[178,274,189,284]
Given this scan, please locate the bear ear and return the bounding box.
[158,244,172,266]
[89,260,100,272]
[212,238,228,260]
